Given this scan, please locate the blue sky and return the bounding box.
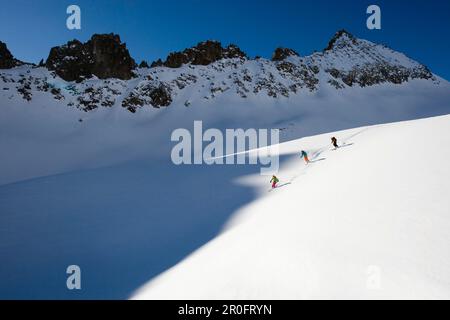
[0,0,449,79]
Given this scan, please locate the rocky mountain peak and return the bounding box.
[0,30,438,113]
[0,41,24,69]
[45,33,136,82]
[324,29,357,51]
[154,40,247,68]
[272,47,300,61]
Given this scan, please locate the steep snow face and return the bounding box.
[133,115,450,300]
[310,31,422,71]
[305,31,433,88]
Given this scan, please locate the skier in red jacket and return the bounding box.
[270,175,279,189]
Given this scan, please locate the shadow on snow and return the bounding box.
[0,153,298,299]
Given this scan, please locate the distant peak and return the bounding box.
[0,41,14,61]
[324,29,357,51]
[154,40,247,68]
[271,47,299,61]
[91,33,122,43]
[45,33,135,81]
[0,40,24,69]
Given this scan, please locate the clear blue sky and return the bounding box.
[1,0,449,79]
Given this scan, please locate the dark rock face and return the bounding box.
[46,34,136,82]
[272,48,299,61]
[329,64,433,87]
[139,60,149,68]
[46,39,94,82]
[0,41,23,69]
[148,86,172,107]
[77,86,117,111]
[150,59,164,68]
[324,29,357,51]
[159,41,247,68]
[89,34,136,79]
[17,77,32,101]
[275,61,319,92]
[122,83,172,112]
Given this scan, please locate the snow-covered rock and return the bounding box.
[0,30,439,112]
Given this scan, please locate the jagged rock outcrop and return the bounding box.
[46,33,136,82]
[272,48,299,61]
[0,30,439,112]
[150,59,164,68]
[139,60,149,68]
[122,83,172,112]
[155,41,247,68]
[0,41,23,69]
[324,29,357,51]
[329,64,433,87]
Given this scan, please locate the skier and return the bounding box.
[331,137,339,149]
[300,150,310,164]
[270,175,279,189]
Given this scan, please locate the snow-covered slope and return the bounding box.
[133,115,450,300]
[1,30,450,299]
[1,30,450,187]
[1,70,449,186]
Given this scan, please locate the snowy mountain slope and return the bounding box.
[133,115,450,300]
[1,30,450,300]
[1,72,449,186]
[0,30,440,113]
[1,30,449,187]
[305,30,424,72]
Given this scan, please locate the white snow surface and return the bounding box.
[1,86,449,298]
[1,72,450,186]
[1,34,450,299]
[133,115,450,300]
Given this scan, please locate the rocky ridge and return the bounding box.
[0,30,437,112]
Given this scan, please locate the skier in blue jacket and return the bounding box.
[300,150,310,164]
